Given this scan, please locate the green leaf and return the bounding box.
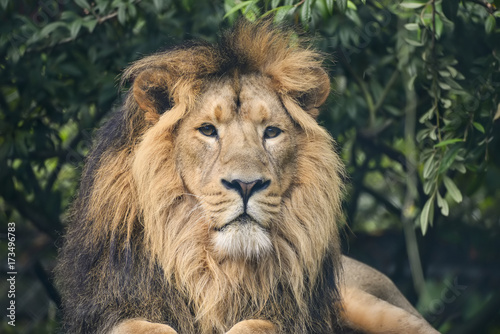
[153,0,163,11]
[224,1,255,19]
[74,0,91,10]
[438,145,461,174]
[485,15,496,34]
[400,1,426,9]
[269,5,294,22]
[404,23,420,31]
[39,22,66,39]
[133,18,146,34]
[337,0,347,13]
[262,5,294,21]
[420,195,435,235]
[128,3,137,18]
[423,154,436,179]
[271,0,281,8]
[61,11,80,20]
[443,176,463,203]
[440,98,452,108]
[419,106,435,123]
[436,191,449,216]
[416,128,431,142]
[407,74,417,91]
[434,138,463,148]
[96,0,109,13]
[69,19,82,39]
[423,179,434,195]
[429,129,437,140]
[446,66,458,78]
[453,163,466,174]
[243,3,260,21]
[0,0,10,10]
[473,122,485,133]
[439,70,450,77]
[404,38,423,47]
[347,1,357,10]
[434,15,443,38]
[117,4,126,25]
[181,0,192,11]
[325,0,334,15]
[345,9,361,25]
[438,81,451,90]
[301,0,313,24]
[83,18,98,33]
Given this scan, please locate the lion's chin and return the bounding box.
[212,218,272,260]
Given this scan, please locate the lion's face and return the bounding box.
[174,75,298,260]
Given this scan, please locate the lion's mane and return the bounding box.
[56,20,344,334]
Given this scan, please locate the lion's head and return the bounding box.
[77,20,344,333]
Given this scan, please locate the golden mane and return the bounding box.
[61,20,344,334]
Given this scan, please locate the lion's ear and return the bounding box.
[133,68,173,122]
[296,68,330,119]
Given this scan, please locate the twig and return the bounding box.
[25,0,141,54]
[357,133,407,170]
[97,11,119,24]
[361,184,402,216]
[33,260,62,310]
[373,69,399,114]
[339,53,376,126]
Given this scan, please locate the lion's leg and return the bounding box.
[340,286,440,334]
[110,319,178,334]
[225,319,277,334]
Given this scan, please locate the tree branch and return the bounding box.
[360,184,402,217]
[357,133,407,170]
[5,189,62,240]
[33,260,62,310]
[338,52,376,126]
[469,0,498,14]
[373,69,399,114]
[25,0,142,54]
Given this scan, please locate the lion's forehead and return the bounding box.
[198,75,285,125]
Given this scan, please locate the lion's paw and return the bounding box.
[226,319,277,334]
[110,319,178,334]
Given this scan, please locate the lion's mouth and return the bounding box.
[214,213,265,232]
[211,213,272,259]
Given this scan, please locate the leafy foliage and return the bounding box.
[1,0,499,333]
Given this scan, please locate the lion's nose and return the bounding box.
[221,179,270,210]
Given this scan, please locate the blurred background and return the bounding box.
[1,0,499,333]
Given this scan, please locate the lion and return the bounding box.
[56,20,439,334]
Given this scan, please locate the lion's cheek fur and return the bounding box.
[131,108,192,262]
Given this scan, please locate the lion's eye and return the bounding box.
[198,124,218,137]
[264,126,282,139]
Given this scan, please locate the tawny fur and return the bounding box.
[56,20,438,334]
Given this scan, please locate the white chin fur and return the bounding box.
[213,223,272,259]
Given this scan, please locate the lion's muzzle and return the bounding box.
[221,178,271,211]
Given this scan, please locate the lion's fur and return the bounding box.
[56,20,345,334]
